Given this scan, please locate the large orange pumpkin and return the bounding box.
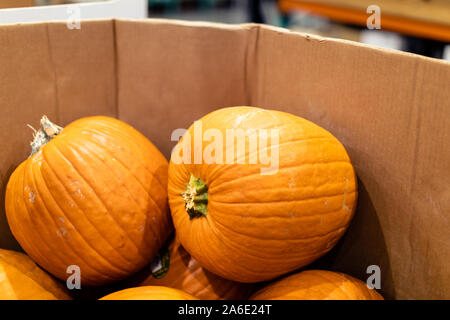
[168,106,357,283]
[100,286,197,300]
[134,236,254,300]
[0,248,71,300]
[5,116,171,285]
[251,270,383,300]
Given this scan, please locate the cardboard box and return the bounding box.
[0,18,449,299]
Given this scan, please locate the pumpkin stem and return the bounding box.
[29,116,63,157]
[181,174,208,219]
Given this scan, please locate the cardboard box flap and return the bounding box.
[0,18,449,299]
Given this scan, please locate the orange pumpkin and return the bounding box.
[251,270,383,300]
[134,236,254,300]
[0,248,71,300]
[5,116,171,285]
[168,106,357,283]
[100,286,197,300]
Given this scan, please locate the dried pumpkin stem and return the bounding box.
[181,174,208,219]
[29,116,63,157]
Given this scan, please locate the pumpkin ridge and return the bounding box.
[212,163,355,197]
[230,135,334,169]
[210,160,352,192]
[79,139,167,252]
[209,211,348,243]
[80,135,166,222]
[68,142,157,263]
[210,190,356,206]
[197,122,290,184]
[69,138,157,260]
[7,164,56,277]
[83,126,167,192]
[51,142,145,266]
[40,161,131,281]
[35,158,121,281]
[210,200,353,222]
[21,158,71,274]
[196,117,291,184]
[32,157,117,280]
[204,215,333,264]
[42,145,135,273]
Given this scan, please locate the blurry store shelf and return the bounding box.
[278,0,450,42]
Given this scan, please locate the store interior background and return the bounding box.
[1,0,449,60]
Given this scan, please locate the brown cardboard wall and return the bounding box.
[0,20,117,250]
[249,27,450,299]
[115,19,256,157]
[0,19,449,299]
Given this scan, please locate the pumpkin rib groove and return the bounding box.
[210,201,351,223]
[78,138,164,252]
[8,164,56,277]
[33,160,112,279]
[69,139,155,261]
[202,133,330,185]
[209,212,348,243]
[185,217,291,279]
[213,175,355,199]
[198,123,293,182]
[21,159,71,274]
[80,136,166,226]
[43,146,135,272]
[205,215,343,264]
[81,125,167,191]
[229,136,335,170]
[210,190,356,207]
[41,153,132,278]
[52,143,145,265]
[210,160,352,191]
[83,126,167,192]
[35,157,123,280]
[191,107,289,183]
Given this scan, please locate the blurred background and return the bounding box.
[1,0,449,60]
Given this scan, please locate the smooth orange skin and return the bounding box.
[0,249,71,300]
[100,286,198,300]
[251,270,384,300]
[169,106,357,283]
[136,237,254,300]
[5,116,172,285]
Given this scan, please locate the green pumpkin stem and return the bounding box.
[181,174,208,219]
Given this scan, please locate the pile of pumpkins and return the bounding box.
[1,106,383,300]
